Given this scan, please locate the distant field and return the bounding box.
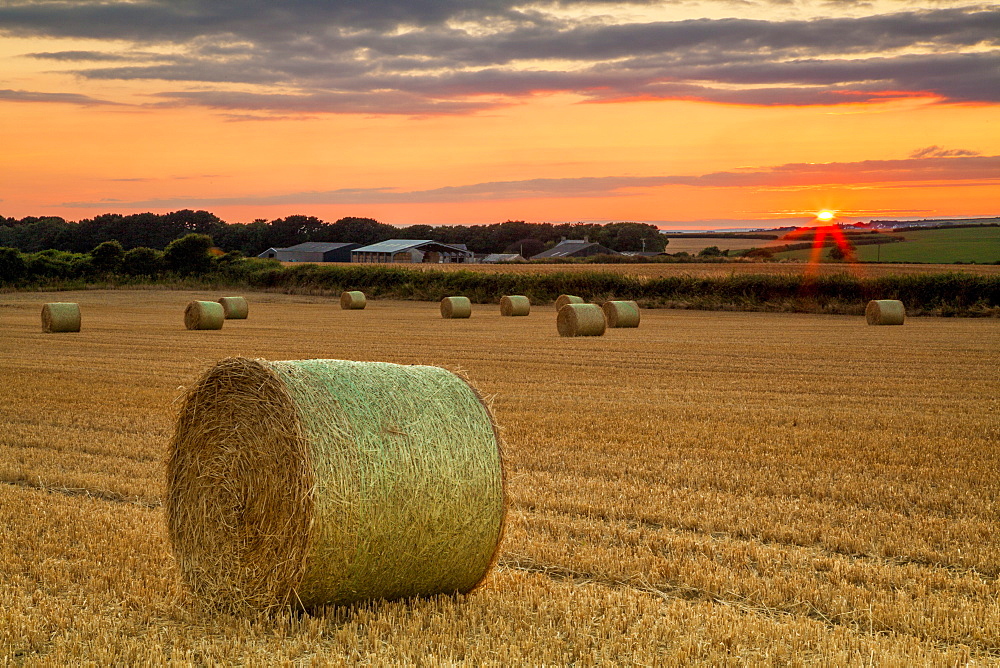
[292,261,1000,278]
[659,237,772,254]
[773,226,1000,264]
[1,290,998,663]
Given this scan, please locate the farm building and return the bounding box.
[351,240,474,264]
[258,242,360,262]
[482,253,526,263]
[532,239,620,259]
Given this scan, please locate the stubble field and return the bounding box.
[1,289,998,664]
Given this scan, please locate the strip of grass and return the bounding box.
[774,226,1000,264]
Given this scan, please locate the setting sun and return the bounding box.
[816,210,836,222]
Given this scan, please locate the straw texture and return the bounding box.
[40,302,81,333]
[441,296,472,319]
[557,303,606,337]
[500,295,530,317]
[184,301,225,330]
[555,294,585,311]
[166,357,506,612]
[340,291,367,310]
[218,296,249,320]
[866,300,905,326]
[603,301,640,328]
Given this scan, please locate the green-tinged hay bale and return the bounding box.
[218,296,249,320]
[499,295,530,317]
[866,299,905,326]
[603,300,640,328]
[41,302,81,333]
[184,301,224,330]
[166,357,506,612]
[557,303,606,337]
[555,294,585,311]
[441,296,472,319]
[340,291,367,310]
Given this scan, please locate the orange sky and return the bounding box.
[2,2,998,229]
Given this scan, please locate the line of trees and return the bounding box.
[0,211,667,257]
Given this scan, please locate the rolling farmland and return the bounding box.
[1,290,998,663]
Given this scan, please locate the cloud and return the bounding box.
[909,145,982,159]
[2,3,999,113]
[59,154,1000,208]
[0,88,118,105]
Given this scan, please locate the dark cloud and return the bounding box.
[60,154,1000,208]
[0,88,117,105]
[3,2,997,113]
[909,145,982,159]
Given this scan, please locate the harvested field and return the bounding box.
[1,289,998,663]
[288,261,1000,278]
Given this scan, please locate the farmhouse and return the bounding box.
[351,240,474,264]
[482,253,525,263]
[258,242,360,262]
[532,239,620,259]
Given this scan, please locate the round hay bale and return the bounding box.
[557,303,606,337]
[866,299,905,326]
[554,294,585,311]
[340,291,367,310]
[218,296,249,320]
[184,301,225,330]
[441,296,472,319]
[41,302,81,333]
[166,357,506,612]
[602,300,640,328]
[499,295,530,317]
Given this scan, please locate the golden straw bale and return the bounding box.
[340,291,367,310]
[218,296,249,319]
[555,294,585,311]
[441,296,472,319]
[40,302,81,333]
[166,357,506,612]
[557,303,606,337]
[499,295,530,316]
[866,300,905,326]
[184,301,225,330]
[603,300,640,328]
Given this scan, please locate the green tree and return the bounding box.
[122,247,164,276]
[90,240,125,274]
[163,233,215,275]
[0,247,26,283]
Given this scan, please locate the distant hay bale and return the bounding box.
[41,302,81,333]
[555,294,585,311]
[218,296,249,320]
[166,357,506,612]
[184,301,225,330]
[603,300,640,328]
[340,291,367,310]
[499,295,530,317]
[866,299,905,326]
[441,296,472,319]
[557,303,606,337]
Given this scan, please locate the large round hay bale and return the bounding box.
[166,357,506,612]
[866,299,905,326]
[41,303,81,333]
[557,303,606,337]
[184,301,224,330]
[441,296,472,319]
[499,295,530,317]
[603,300,640,328]
[555,294,584,311]
[218,296,249,320]
[341,291,367,310]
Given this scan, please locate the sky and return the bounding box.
[1,0,999,230]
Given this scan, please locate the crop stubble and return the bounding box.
[0,289,997,664]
